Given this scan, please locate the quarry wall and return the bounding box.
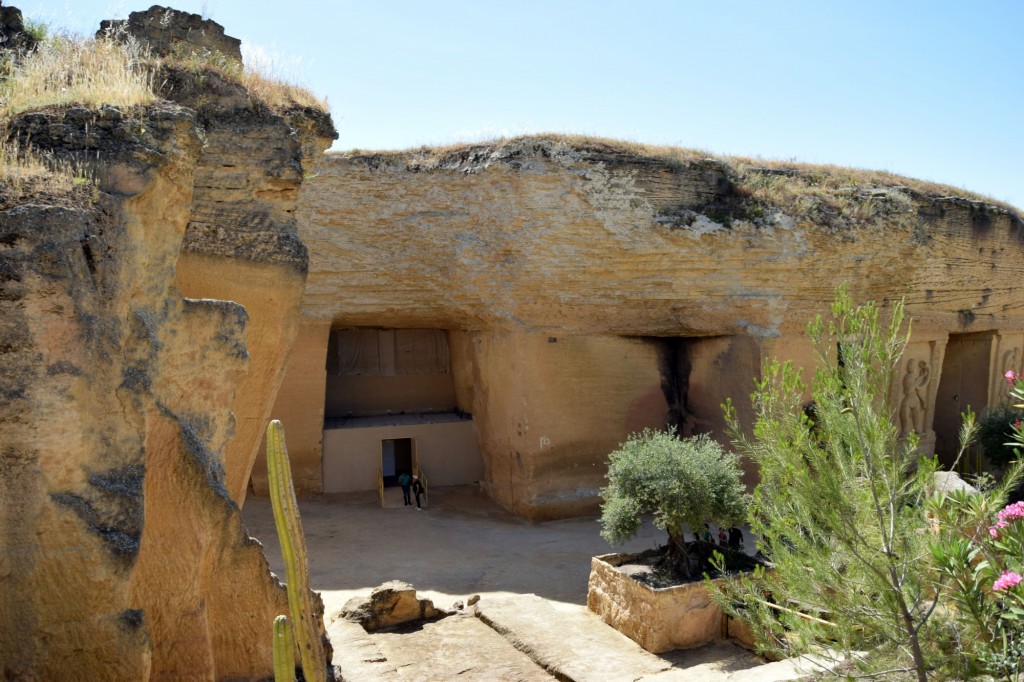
[283,138,1024,519]
[0,6,335,680]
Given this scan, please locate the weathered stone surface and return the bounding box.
[371,612,555,682]
[476,593,686,681]
[0,98,332,680]
[0,2,37,52]
[98,5,241,62]
[163,63,336,506]
[284,136,1024,519]
[342,581,447,631]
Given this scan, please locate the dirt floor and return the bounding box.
[241,484,666,620]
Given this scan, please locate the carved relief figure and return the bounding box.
[899,359,929,436]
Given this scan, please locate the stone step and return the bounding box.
[329,591,821,682]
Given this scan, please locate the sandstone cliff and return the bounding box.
[0,7,335,680]
[287,135,1024,519]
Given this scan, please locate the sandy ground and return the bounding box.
[241,484,665,620]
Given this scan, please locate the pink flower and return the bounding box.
[1015,420,1023,431]
[997,501,1024,524]
[1006,370,1018,385]
[990,526,1001,538]
[993,571,1022,591]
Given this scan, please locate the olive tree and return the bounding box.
[599,429,748,579]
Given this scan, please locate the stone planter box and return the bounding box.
[587,550,754,654]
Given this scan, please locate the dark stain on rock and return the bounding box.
[157,402,233,504]
[118,609,146,631]
[119,366,152,393]
[50,489,142,564]
[46,360,82,376]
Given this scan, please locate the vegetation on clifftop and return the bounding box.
[342,134,1022,230]
[0,13,329,204]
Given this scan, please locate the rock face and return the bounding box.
[341,581,447,632]
[0,15,335,681]
[98,5,242,62]
[0,1,37,52]
[162,63,336,506]
[281,136,1024,520]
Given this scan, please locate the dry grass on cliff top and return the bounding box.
[360,133,1019,216]
[161,45,328,113]
[0,29,326,122]
[0,32,157,118]
[0,141,96,209]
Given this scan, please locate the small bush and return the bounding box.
[978,403,1024,468]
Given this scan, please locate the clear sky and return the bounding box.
[16,1,1024,209]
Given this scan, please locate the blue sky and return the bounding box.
[17,1,1024,209]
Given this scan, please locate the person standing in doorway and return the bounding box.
[412,475,425,510]
[398,471,412,506]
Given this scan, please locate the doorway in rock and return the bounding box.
[381,438,415,487]
[321,327,483,494]
[934,331,995,469]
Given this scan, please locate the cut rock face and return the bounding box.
[1,7,335,679]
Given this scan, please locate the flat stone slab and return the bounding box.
[327,617,400,681]
[371,612,555,681]
[476,594,686,681]
[475,594,816,682]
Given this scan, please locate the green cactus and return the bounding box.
[267,420,326,682]
[272,615,295,682]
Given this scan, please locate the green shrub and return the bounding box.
[714,288,970,682]
[978,403,1024,468]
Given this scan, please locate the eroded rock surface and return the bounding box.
[341,581,448,632]
[99,5,242,62]
[1,10,335,679]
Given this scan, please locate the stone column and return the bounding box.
[472,330,669,520]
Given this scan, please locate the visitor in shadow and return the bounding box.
[399,471,412,506]
[412,475,425,510]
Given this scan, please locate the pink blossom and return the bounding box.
[1006,370,1018,385]
[993,571,1023,591]
[990,526,1001,538]
[1015,419,1023,431]
[997,501,1024,524]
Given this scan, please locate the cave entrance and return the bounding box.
[320,327,482,495]
[381,438,415,487]
[653,334,762,487]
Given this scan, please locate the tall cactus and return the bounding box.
[267,420,326,682]
[272,615,295,682]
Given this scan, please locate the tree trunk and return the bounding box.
[661,530,692,580]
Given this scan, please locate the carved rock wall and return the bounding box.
[0,101,330,680]
[288,138,1024,519]
[164,66,336,506]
